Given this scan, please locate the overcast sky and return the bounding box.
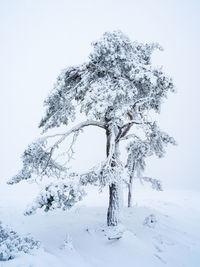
[0,0,200,191]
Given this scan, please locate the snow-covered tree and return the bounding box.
[126,122,176,207]
[8,31,175,227]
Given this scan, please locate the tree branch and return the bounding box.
[42,120,106,140]
[116,112,138,142]
[131,97,153,109]
[40,120,106,173]
[119,112,134,139]
[120,134,140,141]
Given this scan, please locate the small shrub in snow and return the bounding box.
[60,234,74,251]
[0,221,40,261]
[143,214,157,228]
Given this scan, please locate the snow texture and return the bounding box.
[0,184,200,267]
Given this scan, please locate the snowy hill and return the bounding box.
[0,182,200,267]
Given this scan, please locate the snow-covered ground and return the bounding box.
[0,181,200,267]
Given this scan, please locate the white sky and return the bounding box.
[0,0,200,190]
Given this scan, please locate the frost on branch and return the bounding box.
[80,158,123,189]
[25,180,85,215]
[39,31,175,133]
[126,139,152,176]
[126,123,175,191]
[8,136,86,215]
[39,66,85,132]
[0,221,40,261]
[126,123,176,176]
[139,176,163,191]
[147,122,176,158]
[8,140,68,185]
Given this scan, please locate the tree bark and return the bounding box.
[106,128,121,226]
[107,183,120,226]
[128,163,135,208]
[128,174,133,208]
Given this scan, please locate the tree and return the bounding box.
[8,31,175,227]
[126,122,176,208]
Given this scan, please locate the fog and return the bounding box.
[0,0,200,191]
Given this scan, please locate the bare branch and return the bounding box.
[62,130,79,165]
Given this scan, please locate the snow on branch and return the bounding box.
[8,120,105,185]
[25,179,86,215]
[121,120,143,129]
[8,140,68,185]
[80,127,123,188]
[43,120,105,141]
[138,176,163,191]
[120,133,140,141]
[39,65,84,132]
[146,122,177,158]
[38,30,175,136]
[80,159,123,189]
[126,122,176,174]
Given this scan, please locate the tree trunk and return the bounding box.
[106,128,121,226]
[128,163,135,208]
[128,174,133,208]
[107,183,120,226]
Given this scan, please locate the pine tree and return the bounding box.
[8,31,175,227]
[126,122,176,207]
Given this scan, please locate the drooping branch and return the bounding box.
[138,176,163,191]
[8,120,106,185]
[60,130,79,165]
[25,179,86,215]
